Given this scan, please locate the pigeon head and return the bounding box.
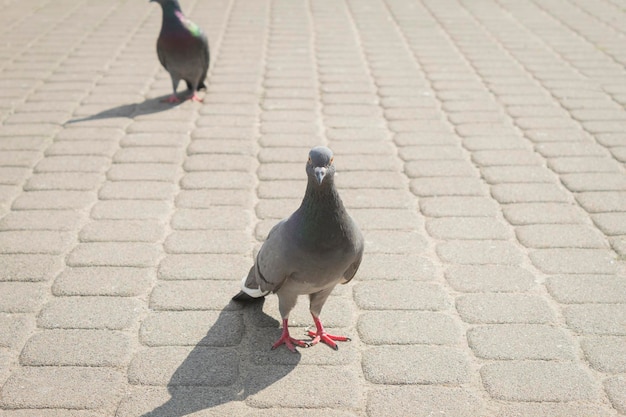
[306,146,335,186]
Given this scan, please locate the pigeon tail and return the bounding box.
[232,276,269,302]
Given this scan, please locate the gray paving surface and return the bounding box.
[0,0,625,415]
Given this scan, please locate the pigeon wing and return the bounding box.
[254,219,292,294]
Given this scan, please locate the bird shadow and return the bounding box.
[139,299,301,417]
[65,94,183,124]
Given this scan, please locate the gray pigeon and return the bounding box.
[233,146,364,352]
[151,0,209,103]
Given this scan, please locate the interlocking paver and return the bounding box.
[480,362,599,401]
[0,367,124,409]
[467,324,576,360]
[363,345,470,384]
[1,0,625,415]
[20,330,131,367]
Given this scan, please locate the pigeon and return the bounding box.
[151,0,209,103]
[233,146,364,352]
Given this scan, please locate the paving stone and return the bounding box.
[354,281,450,311]
[515,224,608,248]
[561,173,626,192]
[604,376,626,414]
[367,386,485,417]
[23,172,103,191]
[445,265,536,292]
[91,200,171,220]
[139,310,243,347]
[0,230,74,254]
[495,402,615,417]
[593,213,626,236]
[44,141,116,157]
[530,249,617,274]
[548,157,622,173]
[0,314,35,349]
[481,166,555,183]
[38,297,142,330]
[467,324,575,360]
[79,219,165,242]
[502,203,588,225]
[581,337,626,373]
[171,207,252,230]
[0,254,63,282]
[113,147,183,164]
[158,254,251,280]
[363,345,470,384]
[52,267,153,296]
[0,367,124,409]
[404,160,476,177]
[427,217,511,240]
[357,253,435,281]
[176,189,253,208]
[471,150,543,166]
[480,361,599,401]
[245,365,361,409]
[11,190,95,210]
[491,183,572,203]
[181,171,255,190]
[34,156,109,173]
[576,191,626,213]
[349,208,423,230]
[150,280,239,311]
[67,242,161,267]
[0,210,82,231]
[115,386,246,417]
[437,241,523,265]
[563,304,626,335]
[419,196,499,217]
[128,346,239,386]
[20,329,131,366]
[107,163,180,181]
[0,282,44,312]
[98,181,176,200]
[363,230,428,253]
[456,294,555,324]
[164,230,251,254]
[358,311,462,345]
[410,177,487,197]
[546,275,626,303]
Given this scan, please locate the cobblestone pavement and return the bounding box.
[0,0,625,415]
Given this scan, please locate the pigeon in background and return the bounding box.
[151,0,209,103]
[233,146,364,352]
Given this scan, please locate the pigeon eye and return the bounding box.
[329,157,334,165]
[308,157,312,164]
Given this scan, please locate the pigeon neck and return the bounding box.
[160,2,184,28]
[296,177,348,245]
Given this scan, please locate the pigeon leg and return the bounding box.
[272,318,309,352]
[307,314,351,350]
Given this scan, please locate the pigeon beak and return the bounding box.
[314,167,327,185]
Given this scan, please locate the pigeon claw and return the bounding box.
[188,92,203,102]
[271,335,309,353]
[161,94,181,103]
[307,330,350,350]
[271,318,308,353]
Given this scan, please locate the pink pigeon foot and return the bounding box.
[307,315,351,350]
[188,92,203,102]
[272,319,309,352]
[161,94,181,103]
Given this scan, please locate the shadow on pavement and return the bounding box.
[140,299,300,417]
[65,95,182,124]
